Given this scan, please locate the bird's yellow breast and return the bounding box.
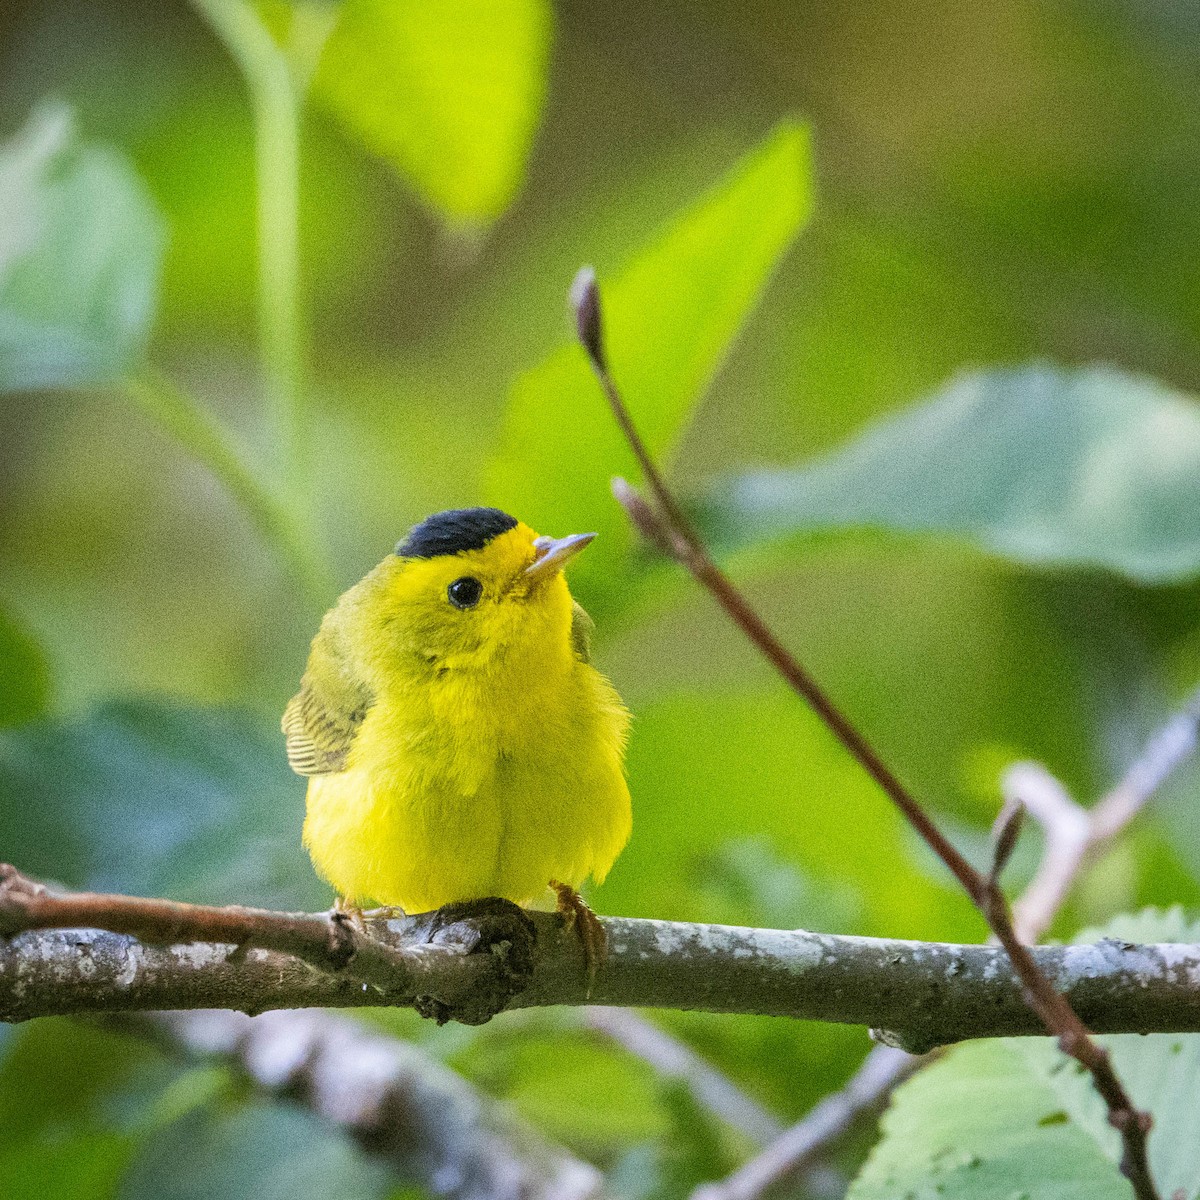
[302,627,631,913]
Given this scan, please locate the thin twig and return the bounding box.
[571,265,1161,1200]
[695,688,1200,1199]
[1009,685,1200,944]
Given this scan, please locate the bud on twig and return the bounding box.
[988,798,1026,887]
[570,265,607,371]
[612,477,674,556]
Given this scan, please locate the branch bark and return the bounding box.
[4,902,1200,1048]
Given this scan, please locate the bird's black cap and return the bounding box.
[396,508,519,559]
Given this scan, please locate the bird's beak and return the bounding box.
[523,532,596,586]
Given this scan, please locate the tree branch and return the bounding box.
[4,890,1200,1047]
[569,265,1162,1198]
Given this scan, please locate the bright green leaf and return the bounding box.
[0,605,50,727]
[849,908,1200,1200]
[0,700,324,909]
[0,103,164,392]
[486,122,812,592]
[716,364,1200,583]
[314,0,552,223]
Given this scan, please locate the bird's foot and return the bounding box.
[331,894,368,933]
[408,897,537,1026]
[550,880,606,997]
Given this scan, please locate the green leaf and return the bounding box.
[715,364,1200,583]
[849,908,1200,1200]
[0,1021,392,1200]
[119,1101,394,1200]
[0,605,50,727]
[0,103,164,393]
[314,0,552,223]
[0,700,324,909]
[486,122,813,592]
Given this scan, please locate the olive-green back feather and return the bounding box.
[282,623,374,776]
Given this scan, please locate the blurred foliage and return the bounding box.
[118,1098,395,1200]
[0,1018,392,1200]
[0,605,49,726]
[2,0,1200,1196]
[850,909,1200,1198]
[0,103,163,392]
[0,700,323,908]
[313,0,552,223]
[713,364,1200,582]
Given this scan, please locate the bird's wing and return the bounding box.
[569,600,595,663]
[282,630,374,776]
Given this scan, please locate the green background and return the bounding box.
[2,1,1200,1196]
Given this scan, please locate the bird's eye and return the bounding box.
[447,576,483,609]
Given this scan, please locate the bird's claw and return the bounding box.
[332,895,369,933]
[550,880,606,997]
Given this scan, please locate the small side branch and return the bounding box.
[1008,684,1200,944]
[0,864,406,988]
[690,1047,917,1200]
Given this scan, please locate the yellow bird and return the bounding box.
[284,507,631,949]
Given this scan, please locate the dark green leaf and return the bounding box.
[118,1101,394,1200]
[716,364,1200,583]
[486,122,813,594]
[0,700,324,908]
[0,104,164,392]
[314,0,552,223]
[849,908,1200,1199]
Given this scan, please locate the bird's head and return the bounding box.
[344,507,594,678]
